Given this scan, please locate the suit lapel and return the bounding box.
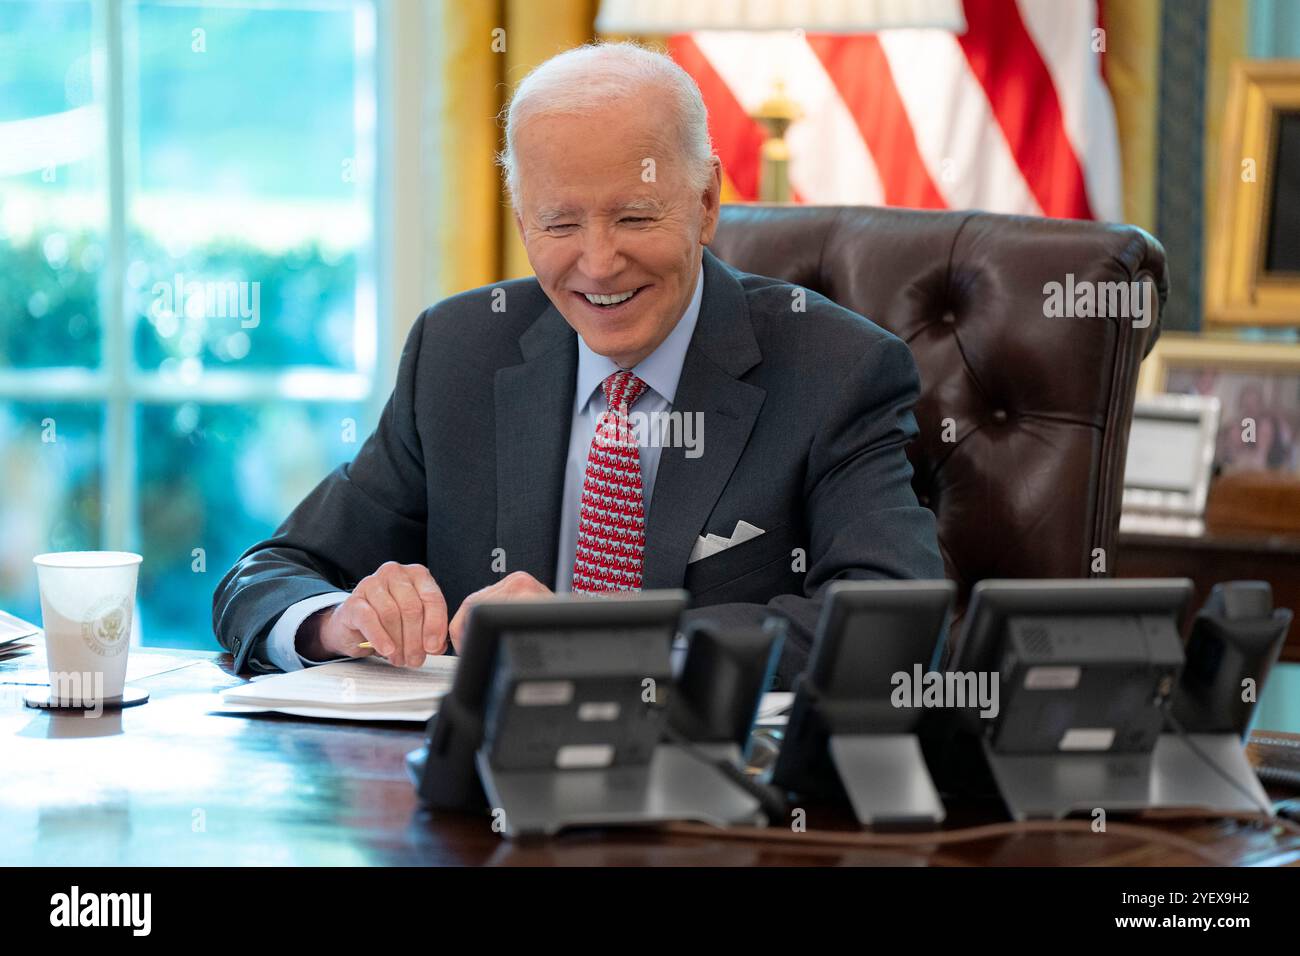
[642,249,766,590]
[495,303,576,589]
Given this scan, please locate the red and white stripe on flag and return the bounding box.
[669,0,1122,221]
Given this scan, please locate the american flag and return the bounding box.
[668,0,1121,220]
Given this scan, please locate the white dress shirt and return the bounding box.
[261,263,705,671]
[553,264,703,590]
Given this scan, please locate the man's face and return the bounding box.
[513,98,721,368]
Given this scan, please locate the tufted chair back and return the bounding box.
[712,204,1167,627]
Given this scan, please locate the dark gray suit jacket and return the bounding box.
[212,248,944,686]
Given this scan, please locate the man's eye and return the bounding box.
[547,223,577,233]
[621,217,650,224]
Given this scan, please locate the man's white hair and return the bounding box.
[498,42,714,208]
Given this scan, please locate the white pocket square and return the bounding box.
[688,520,765,564]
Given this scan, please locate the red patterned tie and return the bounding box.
[572,370,649,592]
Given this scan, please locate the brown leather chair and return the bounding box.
[712,204,1166,636]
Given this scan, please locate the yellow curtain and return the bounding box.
[429,0,598,301]
[1204,0,1249,273]
[1104,0,1160,234]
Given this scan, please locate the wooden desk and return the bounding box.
[3,649,1298,867]
[1117,527,1300,662]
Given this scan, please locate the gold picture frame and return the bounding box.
[1138,333,1300,395]
[1205,60,1300,327]
[1138,333,1300,479]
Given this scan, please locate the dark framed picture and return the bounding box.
[1206,61,1300,326]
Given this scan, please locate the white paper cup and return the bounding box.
[33,551,142,705]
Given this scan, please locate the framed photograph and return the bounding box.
[1205,60,1300,327]
[1137,333,1300,479]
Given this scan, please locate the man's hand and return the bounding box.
[298,562,449,668]
[447,571,552,652]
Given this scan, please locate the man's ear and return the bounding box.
[698,156,723,246]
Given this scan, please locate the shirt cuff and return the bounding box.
[264,592,351,672]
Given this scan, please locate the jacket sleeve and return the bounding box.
[680,334,945,688]
[211,311,432,673]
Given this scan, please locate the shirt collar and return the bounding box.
[573,261,704,413]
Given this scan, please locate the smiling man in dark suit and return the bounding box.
[212,42,943,687]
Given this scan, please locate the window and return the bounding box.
[0,0,385,649]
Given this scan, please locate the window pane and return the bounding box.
[126,0,376,377]
[0,0,104,369]
[0,402,103,624]
[136,401,366,649]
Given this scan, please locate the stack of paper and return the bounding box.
[214,652,795,729]
[0,609,39,661]
[217,655,458,722]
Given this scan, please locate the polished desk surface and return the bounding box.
[3,648,1299,867]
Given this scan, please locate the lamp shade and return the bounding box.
[596,0,967,34]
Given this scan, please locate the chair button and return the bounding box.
[941,312,956,325]
[992,409,1008,424]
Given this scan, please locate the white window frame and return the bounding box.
[0,0,421,585]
